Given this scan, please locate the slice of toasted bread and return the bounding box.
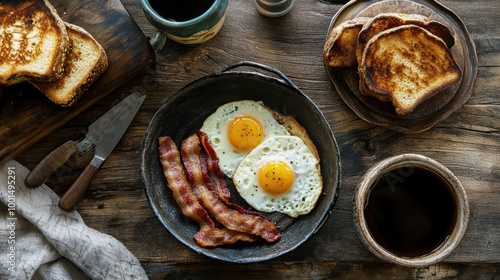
[324,17,370,68]
[358,76,391,102]
[356,13,455,68]
[360,25,461,116]
[0,0,70,86]
[31,23,108,107]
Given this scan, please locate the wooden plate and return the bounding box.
[0,0,155,165]
[141,61,340,263]
[324,0,477,133]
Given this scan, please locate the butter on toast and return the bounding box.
[324,17,370,68]
[31,23,108,107]
[360,25,461,116]
[356,13,455,68]
[0,0,70,86]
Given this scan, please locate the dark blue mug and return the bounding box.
[140,0,228,50]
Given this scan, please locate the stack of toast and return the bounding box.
[0,0,108,107]
[324,13,462,116]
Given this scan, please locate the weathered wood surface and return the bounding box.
[15,0,499,278]
[0,0,155,166]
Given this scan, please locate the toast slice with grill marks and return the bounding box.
[0,0,70,86]
[359,24,461,116]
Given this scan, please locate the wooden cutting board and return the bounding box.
[0,0,155,165]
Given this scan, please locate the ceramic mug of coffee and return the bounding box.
[140,0,228,50]
[353,154,469,267]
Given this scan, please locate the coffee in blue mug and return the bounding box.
[140,0,228,50]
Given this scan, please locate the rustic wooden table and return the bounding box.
[15,0,499,278]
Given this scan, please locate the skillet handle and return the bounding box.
[220,61,299,91]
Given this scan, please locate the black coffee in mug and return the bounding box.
[150,0,215,22]
[364,166,457,257]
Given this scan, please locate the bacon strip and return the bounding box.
[194,228,256,247]
[181,134,281,243]
[197,130,261,216]
[158,136,214,229]
[196,130,223,175]
[158,136,257,247]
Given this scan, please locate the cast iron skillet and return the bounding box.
[141,61,340,263]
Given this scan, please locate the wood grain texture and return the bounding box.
[14,0,500,278]
[0,0,155,166]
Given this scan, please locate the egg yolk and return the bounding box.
[227,115,264,152]
[258,160,294,194]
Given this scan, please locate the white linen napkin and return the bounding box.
[0,160,148,280]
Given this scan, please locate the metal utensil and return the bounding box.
[25,92,145,211]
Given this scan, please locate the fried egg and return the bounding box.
[232,135,322,217]
[200,100,290,178]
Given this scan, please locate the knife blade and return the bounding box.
[25,92,145,189]
[58,92,146,211]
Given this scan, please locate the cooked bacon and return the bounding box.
[181,134,281,243]
[196,130,223,175]
[194,228,257,247]
[197,130,261,216]
[196,130,230,200]
[158,136,214,229]
[158,136,258,247]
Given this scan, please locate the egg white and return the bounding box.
[232,135,322,218]
[200,100,290,178]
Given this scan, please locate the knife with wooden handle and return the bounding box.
[25,140,79,188]
[25,92,145,210]
[58,157,101,211]
[57,92,146,211]
[25,93,146,189]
